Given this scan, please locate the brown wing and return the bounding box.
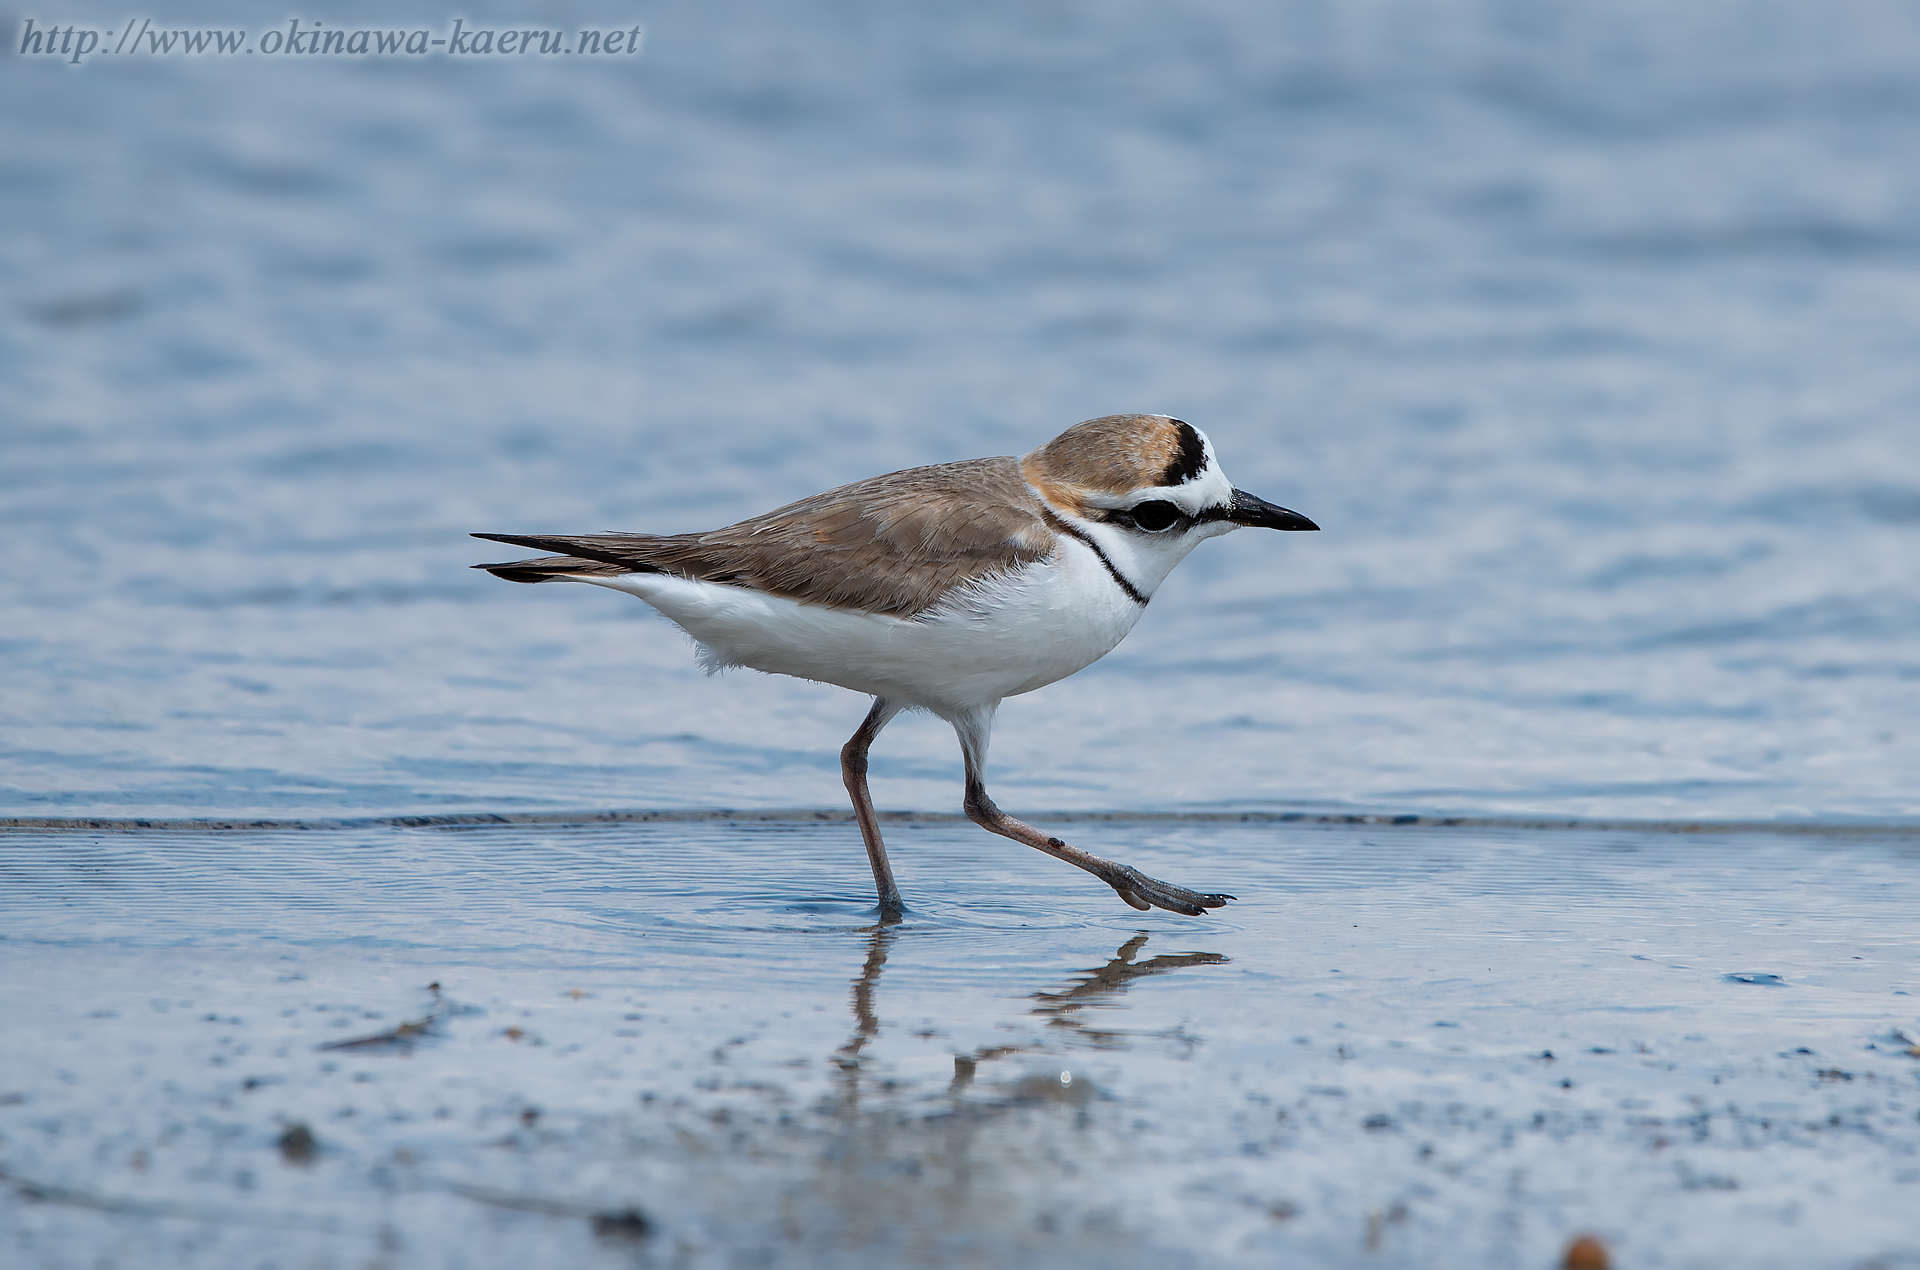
[473,456,1056,617]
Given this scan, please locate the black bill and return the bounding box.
[1226,488,1319,531]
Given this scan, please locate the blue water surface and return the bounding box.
[3,0,1919,820]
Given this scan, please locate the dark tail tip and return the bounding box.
[473,563,555,584]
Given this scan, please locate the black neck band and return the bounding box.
[1039,507,1148,607]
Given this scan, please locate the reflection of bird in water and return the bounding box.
[833,928,1226,1088]
[833,923,897,1076]
[953,933,1229,1079]
[824,922,901,1125]
[803,926,1231,1247]
[819,927,1228,1100]
[1025,933,1229,1050]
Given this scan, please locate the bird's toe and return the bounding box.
[1104,865,1232,916]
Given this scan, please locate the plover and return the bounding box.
[475,414,1317,917]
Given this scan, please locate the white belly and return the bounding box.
[574,541,1144,718]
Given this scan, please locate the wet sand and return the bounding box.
[3,817,1917,1267]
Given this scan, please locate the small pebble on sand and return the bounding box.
[1564,1234,1609,1270]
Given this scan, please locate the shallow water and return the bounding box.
[4,0,1920,822]
[4,819,1918,1267]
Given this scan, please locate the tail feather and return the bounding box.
[471,533,667,584]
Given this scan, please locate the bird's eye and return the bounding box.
[1128,500,1182,532]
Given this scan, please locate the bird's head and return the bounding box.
[1020,414,1318,543]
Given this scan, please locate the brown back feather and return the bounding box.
[475,456,1055,617]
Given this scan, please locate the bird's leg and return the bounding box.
[841,697,905,918]
[950,708,1234,917]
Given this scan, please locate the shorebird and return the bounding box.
[475,413,1317,917]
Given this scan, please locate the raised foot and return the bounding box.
[1106,864,1235,917]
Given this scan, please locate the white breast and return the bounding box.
[573,535,1146,719]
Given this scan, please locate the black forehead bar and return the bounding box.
[1161,419,1208,486]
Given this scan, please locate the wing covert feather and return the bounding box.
[476,457,1056,616]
